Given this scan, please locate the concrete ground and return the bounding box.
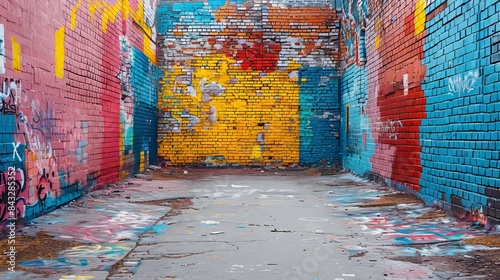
[0,168,498,280]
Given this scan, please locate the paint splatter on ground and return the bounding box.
[359,193,423,207]
[392,249,500,279]
[107,197,193,278]
[464,234,500,247]
[0,232,83,274]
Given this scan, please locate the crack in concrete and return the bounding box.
[106,197,193,280]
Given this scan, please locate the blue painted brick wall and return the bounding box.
[420,0,500,225]
[299,67,341,164]
[340,64,374,175]
[132,47,162,173]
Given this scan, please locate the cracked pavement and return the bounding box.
[1,169,498,280]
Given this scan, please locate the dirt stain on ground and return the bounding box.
[149,165,345,180]
[464,234,500,247]
[416,209,449,219]
[134,197,194,218]
[0,231,83,274]
[393,249,500,280]
[360,193,423,208]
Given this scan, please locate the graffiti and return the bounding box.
[118,35,133,100]
[118,35,135,176]
[29,100,56,137]
[24,101,59,173]
[373,118,403,140]
[0,168,27,224]
[448,70,480,97]
[35,167,60,209]
[0,24,5,74]
[338,0,368,64]
[11,142,21,161]
[0,78,21,115]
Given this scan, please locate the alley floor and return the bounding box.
[1,168,499,280]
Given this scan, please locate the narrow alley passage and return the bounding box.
[1,169,498,280]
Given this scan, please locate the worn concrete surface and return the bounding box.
[1,169,498,280]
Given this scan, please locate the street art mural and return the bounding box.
[338,0,500,228]
[157,0,342,165]
[0,0,161,230]
[1,0,499,232]
[0,75,88,229]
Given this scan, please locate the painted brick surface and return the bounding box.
[340,64,375,176]
[0,0,160,230]
[420,0,500,226]
[131,47,163,174]
[299,67,341,164]
[157,0,342,166]
[338,0,500,228]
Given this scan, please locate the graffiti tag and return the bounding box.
[374,118,403,139]
[448,71,479,97]
[0,78,21,115]
[0,168,26,224]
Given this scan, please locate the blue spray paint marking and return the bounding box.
[19,258,89,269]
[330,189,380,205]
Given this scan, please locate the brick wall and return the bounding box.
[2,0,498,230]
[420,0,500,226]
[338,0,500,229]
[340,64,374,175]
[0,0,159,230]
[156,0,342,166]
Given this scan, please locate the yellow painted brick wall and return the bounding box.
[157,1,341,166]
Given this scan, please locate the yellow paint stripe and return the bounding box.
[55,26,65,78]
[143,34,156,63]
[70,0,82,30]
[414,0,426,35]
[140,151,145,172]
[11,36,21,72]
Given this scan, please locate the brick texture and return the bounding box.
[338,0,500,229]
[0,0,159,230]
[156,0,342,166]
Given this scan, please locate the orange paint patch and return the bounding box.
[267,8,337,38]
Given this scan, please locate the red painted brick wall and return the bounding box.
[364,0,427,192]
